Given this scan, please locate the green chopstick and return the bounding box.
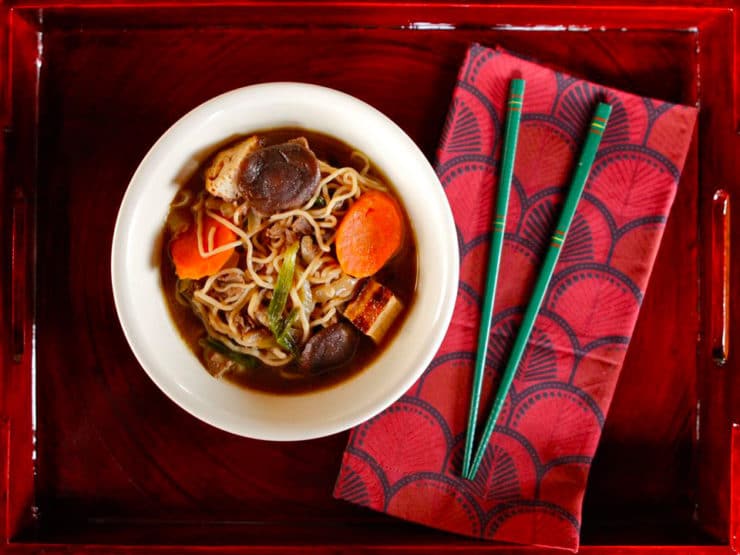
[464,102,613,481]
[461,78,526,478]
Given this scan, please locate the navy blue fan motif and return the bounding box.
[467,445,520,503]
[440,98,483,155]
[485,320,556,382]
[466,45,498,83]
[519,328,557,382]
[522,199,558,253]
[558,83,630,144]
[335,467,370,506]
[560,213,593,263]
[486,319,516,376]
[599,92,630,144]
[553,72,579,101]
[557,82,605,133]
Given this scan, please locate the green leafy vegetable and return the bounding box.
[311,196,327,209]
[199,337,257,368]
[275,308,300,353]
[267,242,300,354]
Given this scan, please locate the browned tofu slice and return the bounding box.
[204,135,262,201]
[343,279,403,343]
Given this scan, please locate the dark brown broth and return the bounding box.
[161,128,418,394]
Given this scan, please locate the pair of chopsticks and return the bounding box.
[461,79,612,480]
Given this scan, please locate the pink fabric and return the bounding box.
[334,45,697,551]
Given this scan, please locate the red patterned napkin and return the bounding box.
[333,45,697,551]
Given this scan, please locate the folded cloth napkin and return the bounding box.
[333,44,697,551]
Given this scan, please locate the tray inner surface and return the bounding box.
[5,4,714,546]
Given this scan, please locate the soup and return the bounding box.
[161,128,418,394]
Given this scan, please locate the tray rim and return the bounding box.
[1,1,738,552]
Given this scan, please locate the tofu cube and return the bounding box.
[343,279,403,343]
[205,136,262,201]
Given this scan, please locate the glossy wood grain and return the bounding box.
[0,2,738,552]
[694,9,740,542]
[4,9,43,544]
[0,546,736,555]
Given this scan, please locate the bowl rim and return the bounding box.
[111,82,459,440]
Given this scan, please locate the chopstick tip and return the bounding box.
[595,102,613,119]
[510,78,526,95]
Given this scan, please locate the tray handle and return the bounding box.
[711,189,731,366]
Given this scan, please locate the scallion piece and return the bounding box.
[275,307,300,353]
[268,241,300,338]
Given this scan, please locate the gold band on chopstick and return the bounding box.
[550,229,565,249]
[508,95,523,112]
[591,117,606,136]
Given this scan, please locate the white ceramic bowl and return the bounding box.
[111,83,459,441]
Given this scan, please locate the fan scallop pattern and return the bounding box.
[335,45,697,551]
[439,97,485,156]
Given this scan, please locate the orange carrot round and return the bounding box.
[170,213,238,279]
[336,190,404,278]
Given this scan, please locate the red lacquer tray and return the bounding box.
[1,1,739,553]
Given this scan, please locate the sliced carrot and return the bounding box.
[336,190,404,278]
[170,213,238,279]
